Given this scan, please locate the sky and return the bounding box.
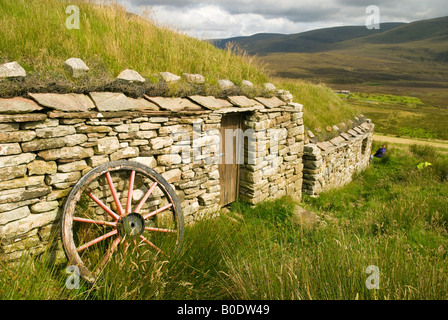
[117,0,448,39]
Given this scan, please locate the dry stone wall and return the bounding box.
[239,105,304,204]
[0,86,304,261]
[302,120,374,196]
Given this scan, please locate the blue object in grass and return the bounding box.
[373,145,387,158]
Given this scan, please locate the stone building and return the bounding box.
[0,62,374,262]
[0,81,305,260]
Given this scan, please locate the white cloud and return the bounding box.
[149,5,304,39]
[119,1,448,39]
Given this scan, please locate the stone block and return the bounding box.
[0,143,21,156]
[76,125,112,134]
[0,175,44,191]
[0,61,26,78]
[45,172,81,185]
[28,93,95,112]
[35,126,76,139]
[21,137,65,152]
[64,58,89,78]
[38,146,94,161]
[0,131,36,143]
[114,123,139,133]
[0,97,42,114]
[131,156,157,168]
[0,208,59,239]
[57,160,88,173]
[0,206,30,225]
[21,119,59,130]
[0,123,19,132]
[116,69,145,83]
[218,79,235,90]
[0,165,27,181]
[254,96,285,109]
[110,147,139,161]
[150,136,174,150]
[160,72,181,84]
[94,136,120,155]
[157,154,182,167]
[162,169,182,183]
[0,153,36,168]
[0,187,51,205]
[87,155,110,167]
[189,96,233,110]
[147,97,202,112]
[182,73,205,84]
[30,201,59,214]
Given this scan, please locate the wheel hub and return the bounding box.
[118,213,145,237]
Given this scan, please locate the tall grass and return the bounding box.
[1,145,447,300]
[273,78,359,133]
[0,0,268,85]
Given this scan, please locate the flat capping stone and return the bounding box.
[253,96,286,109]
[145,96,204,112]
[47,110,211,119]
[0,113,47,123]
[258,107,298,113]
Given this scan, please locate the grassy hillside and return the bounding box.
[0,0,358,134]
[2,143,447,299]
[273,78,359,133]
[213,16,448,111]
[213,23,405,54]
[0,0,268,88]
[214,17,448,63]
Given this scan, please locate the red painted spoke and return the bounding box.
[126,170,136,215]
[139,235,163,254]
[145,226,177,234]
[106,172,124,217]
[97,236,121,270]
[77,229,118,253]
[135,181,158,214]
[87,192,120,221]
[143,203,173,220]
[73,217,117,228]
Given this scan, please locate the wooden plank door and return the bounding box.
[219,114,243,207]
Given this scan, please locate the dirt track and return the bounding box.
[373,134,448,152]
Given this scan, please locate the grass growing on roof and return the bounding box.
[0,0,268,87]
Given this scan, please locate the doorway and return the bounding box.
[218,114,244,207]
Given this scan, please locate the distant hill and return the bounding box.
[212,16,448,97]
[213,16,448,63]
[213,23,405,54]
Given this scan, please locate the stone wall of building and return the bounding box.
[239,106,304,205]
[302,120,374,196]
[0,90,304,261]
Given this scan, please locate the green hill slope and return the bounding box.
[0,0,269,88]
[213,16,448,103]
[213,23,405,54]
[214,16,448,63]
[0,0,359,133]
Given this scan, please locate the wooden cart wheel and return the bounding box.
[61,160,184,283]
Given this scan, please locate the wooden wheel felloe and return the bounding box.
[61,160,184,283]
